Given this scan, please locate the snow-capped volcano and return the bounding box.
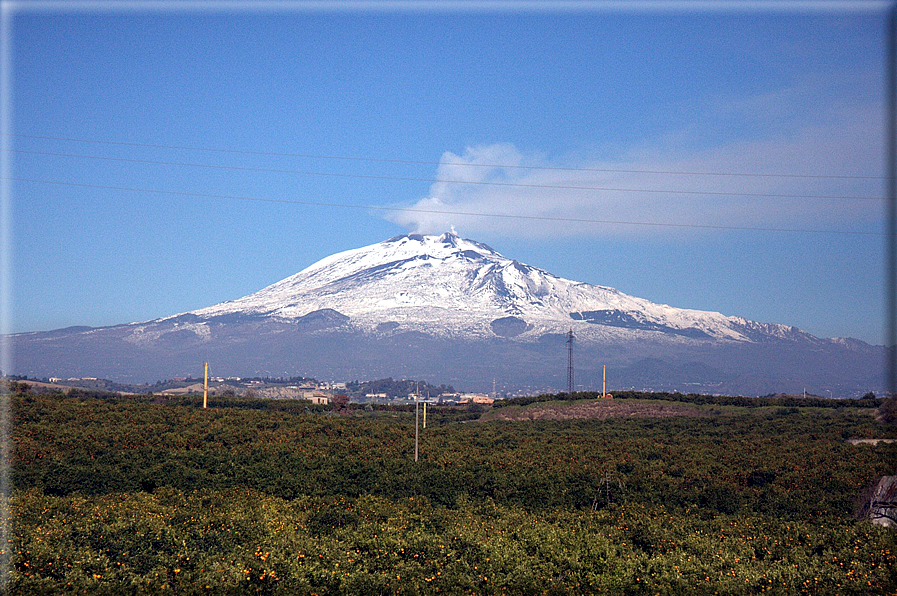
[183,231,810,344]
[11,232,883,394]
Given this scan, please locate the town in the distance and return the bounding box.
[7,370,858,406]
[4,373,538,405]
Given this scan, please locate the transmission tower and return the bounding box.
[566,328,574,394]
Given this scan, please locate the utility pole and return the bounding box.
[203,362,208,409]
[414,391,419,462]
[605,470,611,504]
[566,328,575,394]
[603,364,606,398]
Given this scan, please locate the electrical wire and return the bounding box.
[4,176,886,236]
[7,149,887,202]
[4,132,887,181]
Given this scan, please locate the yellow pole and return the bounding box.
[423,402,427,429]
[603,364,606,397]
[203,362,208,409]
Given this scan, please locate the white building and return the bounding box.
[302,390,331,405]
[459,393,494,404]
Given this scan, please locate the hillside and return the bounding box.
[10,233,885,395]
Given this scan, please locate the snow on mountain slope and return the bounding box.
[178,232,817,344]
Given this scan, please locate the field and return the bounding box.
[480,398,707,421]
[8,389,897,594]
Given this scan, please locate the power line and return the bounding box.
[7,149,888,202]
[4,176,887,236]
[4,132,887,181]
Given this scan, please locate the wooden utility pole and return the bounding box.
[423,402,427,429]
[414,393,419,462]
[603,364,606,398]
[203,362,209,409]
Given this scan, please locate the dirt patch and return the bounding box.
[482,399,707,422]
[847,439,897,446]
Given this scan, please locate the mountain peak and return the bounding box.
[380,231,499,259]
[181,232,823,347]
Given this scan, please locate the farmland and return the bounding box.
[8,389,897,594]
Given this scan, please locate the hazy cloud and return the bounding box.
[386,96,884,239]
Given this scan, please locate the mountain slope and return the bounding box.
[10,232,883,394]
[172,232,817,345]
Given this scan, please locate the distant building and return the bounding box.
[302,391,331,405]
[365,393,388,400]
[459,393,494,405]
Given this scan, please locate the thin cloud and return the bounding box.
[386,99,883,239]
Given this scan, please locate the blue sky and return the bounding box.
[8,5,889,344]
